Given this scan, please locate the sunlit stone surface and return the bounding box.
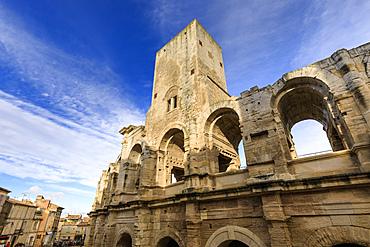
[87,20,370,247]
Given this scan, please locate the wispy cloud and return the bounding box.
[0,3,145,190]
[0,3,145,134]
[145,0,305,93]
[23,185,64,201]
[21,185,92,215]
[292,0,370,68]
[46,184,95,197]
[0,93,121,187]
[147,0,370,95]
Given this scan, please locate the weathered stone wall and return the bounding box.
[87,20,370,247]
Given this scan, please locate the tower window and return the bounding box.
[173,96,177,108]
[167,96,178,112]
[167,99,171,112]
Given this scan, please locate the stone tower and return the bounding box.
[141,19,242,190]
[88,20,370,247]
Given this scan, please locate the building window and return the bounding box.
[67,227,70,233]
[173,96,177,109]
[167,96,178,112]
[84,228,87,233]
[167,99,171,112]
[33,222,38,230]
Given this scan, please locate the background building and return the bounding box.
[56,214,82,243]
[88,20,370,247]
[0,187,11,234]
[33,196,63,247]
[0,197,41,247]
[76,217,90,245]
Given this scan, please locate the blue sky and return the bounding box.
[1,0,370,216]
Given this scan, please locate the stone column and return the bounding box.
[185,202,200,247]
[332,49,370,171]
[332,49,370,130]
[135,207,151,247]
[262,193,292,247]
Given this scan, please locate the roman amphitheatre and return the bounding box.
[87,20,370,247]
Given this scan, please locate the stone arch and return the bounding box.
[164,85,180,112]
[157,124,188,185]
[205,106,243,173]
[116,227,135,247]
[271,76,352,158]
[153,227,185,247]
[164,85,180,100]
[128,143,143,165]
[304,226,370,247]
[272,76,333,109]
[201,99,241,125]
[157,122,189,151]
[119,141,145,193]
[279,64,342,93]
[205,225,267,247]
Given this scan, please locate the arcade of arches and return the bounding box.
[88,20,370,247]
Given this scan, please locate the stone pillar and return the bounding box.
[185,202,200,247]
[92,213,107,247]
[140,147,157,187]
[85,215,96,247]
[105,212,117,247]
[262,193,292,247]
[135,207,151,247]
[332,49,370,171]
[332,49,370,129]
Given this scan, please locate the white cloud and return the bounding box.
[0,3,146,190]
[23,185,64,201]
[292,0,370,68]
[0,3,145,134]
[0,92,121,187]
[47,184,95,197]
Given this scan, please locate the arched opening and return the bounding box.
[122,144,143,192]
[159,129,185,185]
[128,144,142,165]
[111,172,118,191]
[157,237,180,247]
[219,240,249,247]
[116,233,132,247]
[291,120,333,157]
[205,226,267,247]
[277,78,347,159]
[238,140,247,169]
[208,108,244,173]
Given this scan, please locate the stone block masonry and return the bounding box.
[87,19,370,247]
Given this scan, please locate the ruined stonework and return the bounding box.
[87,20,370,247]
